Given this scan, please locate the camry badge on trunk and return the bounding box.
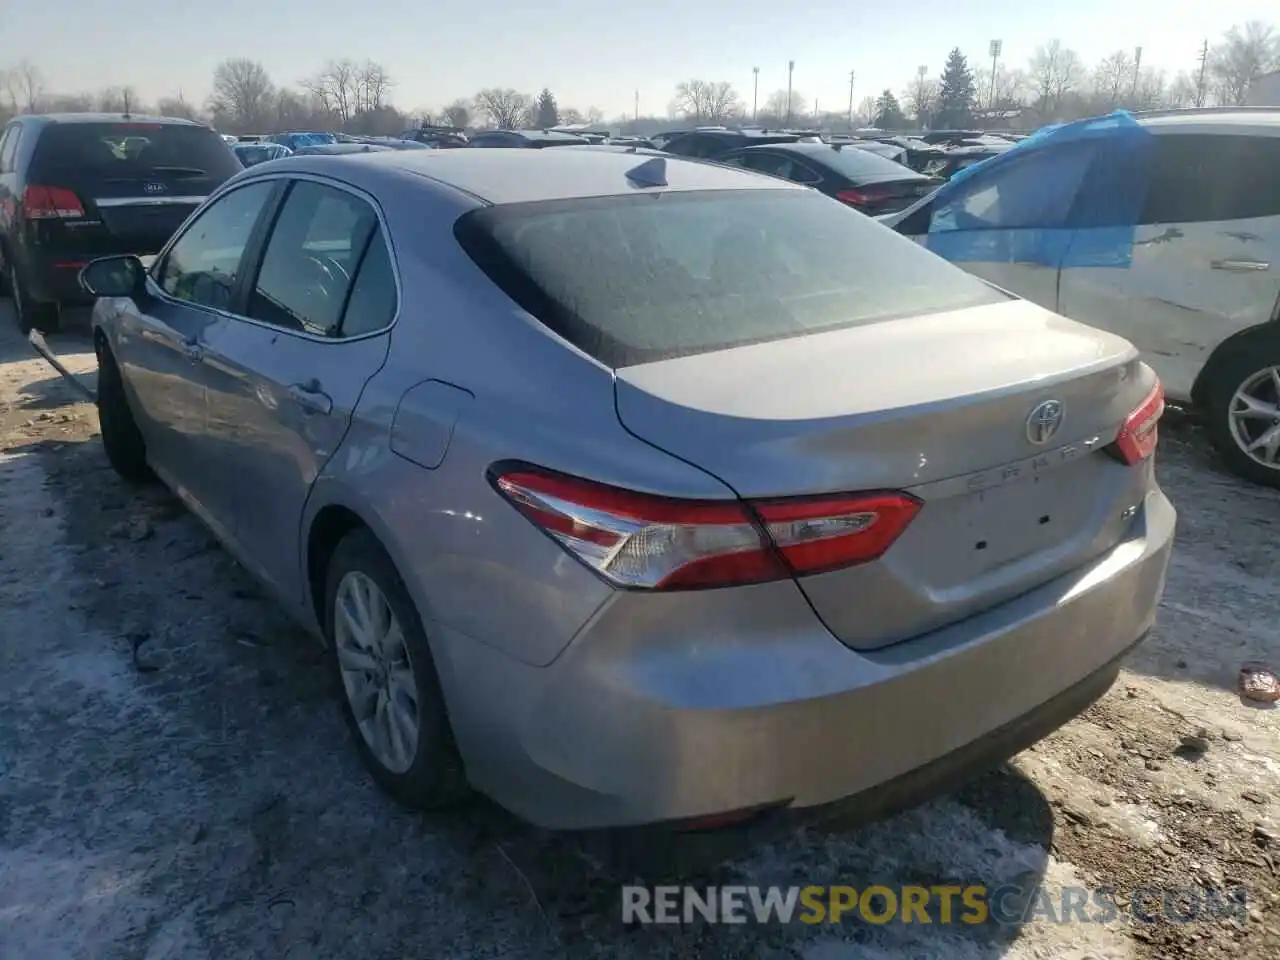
[143,182,167,195]
[1026,400,1065,445]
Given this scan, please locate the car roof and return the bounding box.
[256,148,808,205]
[475,129,588,142]
[1133,107,1280,133]
[18,112,206,128]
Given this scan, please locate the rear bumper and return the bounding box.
[433,487,1176,830]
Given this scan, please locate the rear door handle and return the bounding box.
[1211,259,1270,272]
[288,379,333,415]
[182,340,203,362]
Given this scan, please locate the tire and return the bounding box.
[10,262,59,335]
[324,528,470,810]
[96,344,154,484]
[1202,343,1280,489]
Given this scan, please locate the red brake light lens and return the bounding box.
[23,185,85,220]
[493,466,921,590]
[1112,381,1164,465]
[835,187,892,209]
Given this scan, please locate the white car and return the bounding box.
[885,108,1280,487]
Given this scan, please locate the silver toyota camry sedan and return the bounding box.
[75,147,1176,830]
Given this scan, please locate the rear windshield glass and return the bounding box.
[32,123,242,179]
[809,145,918,178]
[456,189,1009,368]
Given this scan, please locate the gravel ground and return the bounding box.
[0,306,1277,960]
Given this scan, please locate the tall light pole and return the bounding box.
[786,60,795,125]
[847,70,855,130]
[752,66,759,121]
[634,89,639,122]
[917,65,928,129]
[988,40,1002,112]
[1131,46,1144,103]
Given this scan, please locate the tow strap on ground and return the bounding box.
[27,329,98,403]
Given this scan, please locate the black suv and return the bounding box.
[0,113,242,333]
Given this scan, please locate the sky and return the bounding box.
[1,0,1277,119]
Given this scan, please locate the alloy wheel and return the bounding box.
[1228,365,1280,470]
[333,570,420,774]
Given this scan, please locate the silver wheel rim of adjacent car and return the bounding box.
[334,571,420,774]
[1228,365,1280,470]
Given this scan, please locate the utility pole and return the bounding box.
[847,70,855,131]
[917,65,929,130]
[634,89,639,122]
[752,66,759,121]
[785,60,795,125]
[1195,39,1209,107]
[1131,46,1143,103]
[988,40,1002,112]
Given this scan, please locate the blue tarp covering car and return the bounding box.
[910,111,1156,270]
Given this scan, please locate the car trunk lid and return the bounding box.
[614,298,1156,650]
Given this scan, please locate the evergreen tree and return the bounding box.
[872,89,906,129]
[534,88,559,128]
[935,48,977,127]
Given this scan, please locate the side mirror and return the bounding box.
[80,255,146,299]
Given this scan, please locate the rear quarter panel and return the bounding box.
[304,181,740,668]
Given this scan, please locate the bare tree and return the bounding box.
[474,88,531,128]
[1209,21,1279,105]
[1093,50,1133,108]
[904,75,939,123]
[442,99,471,129]
[759,88,806,123]
[672,79,740,123]
[208,58,275,131]
[42,93,94,112]
[156,92,200,120]
[990,66,1029,107]
[304,59,358,123]
[1029,40,1084,116]
[1131,68,1168,111]
[355,60,393,113]
[854,95,878,126]
[97,86,141,114]
[1165,72,1200,109]
[6,60,45,112]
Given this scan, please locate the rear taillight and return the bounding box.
[492,466,921,591]
[1111,381,1164,465]
[835,187,892,209]
[23,185,85,220]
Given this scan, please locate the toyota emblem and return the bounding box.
[1026,400,1065,445]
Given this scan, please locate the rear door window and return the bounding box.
[340,231,398,336]
[245,180,380,336]
[29,122,242,183]
[1139,134,1280,224]
[455,188,1010,368]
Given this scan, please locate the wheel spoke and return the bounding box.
[348,675,379,720]
[1270,366,1280,398]
[336,643,377,674]
[1247,425,1280,464]
[1232,393,1279,420]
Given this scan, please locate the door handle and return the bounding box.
[1211,259,1270,272]
[288,379,333,415]
[182,340,203,362]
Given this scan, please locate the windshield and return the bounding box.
[32,122,242,179]
[456,188,1008,368]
